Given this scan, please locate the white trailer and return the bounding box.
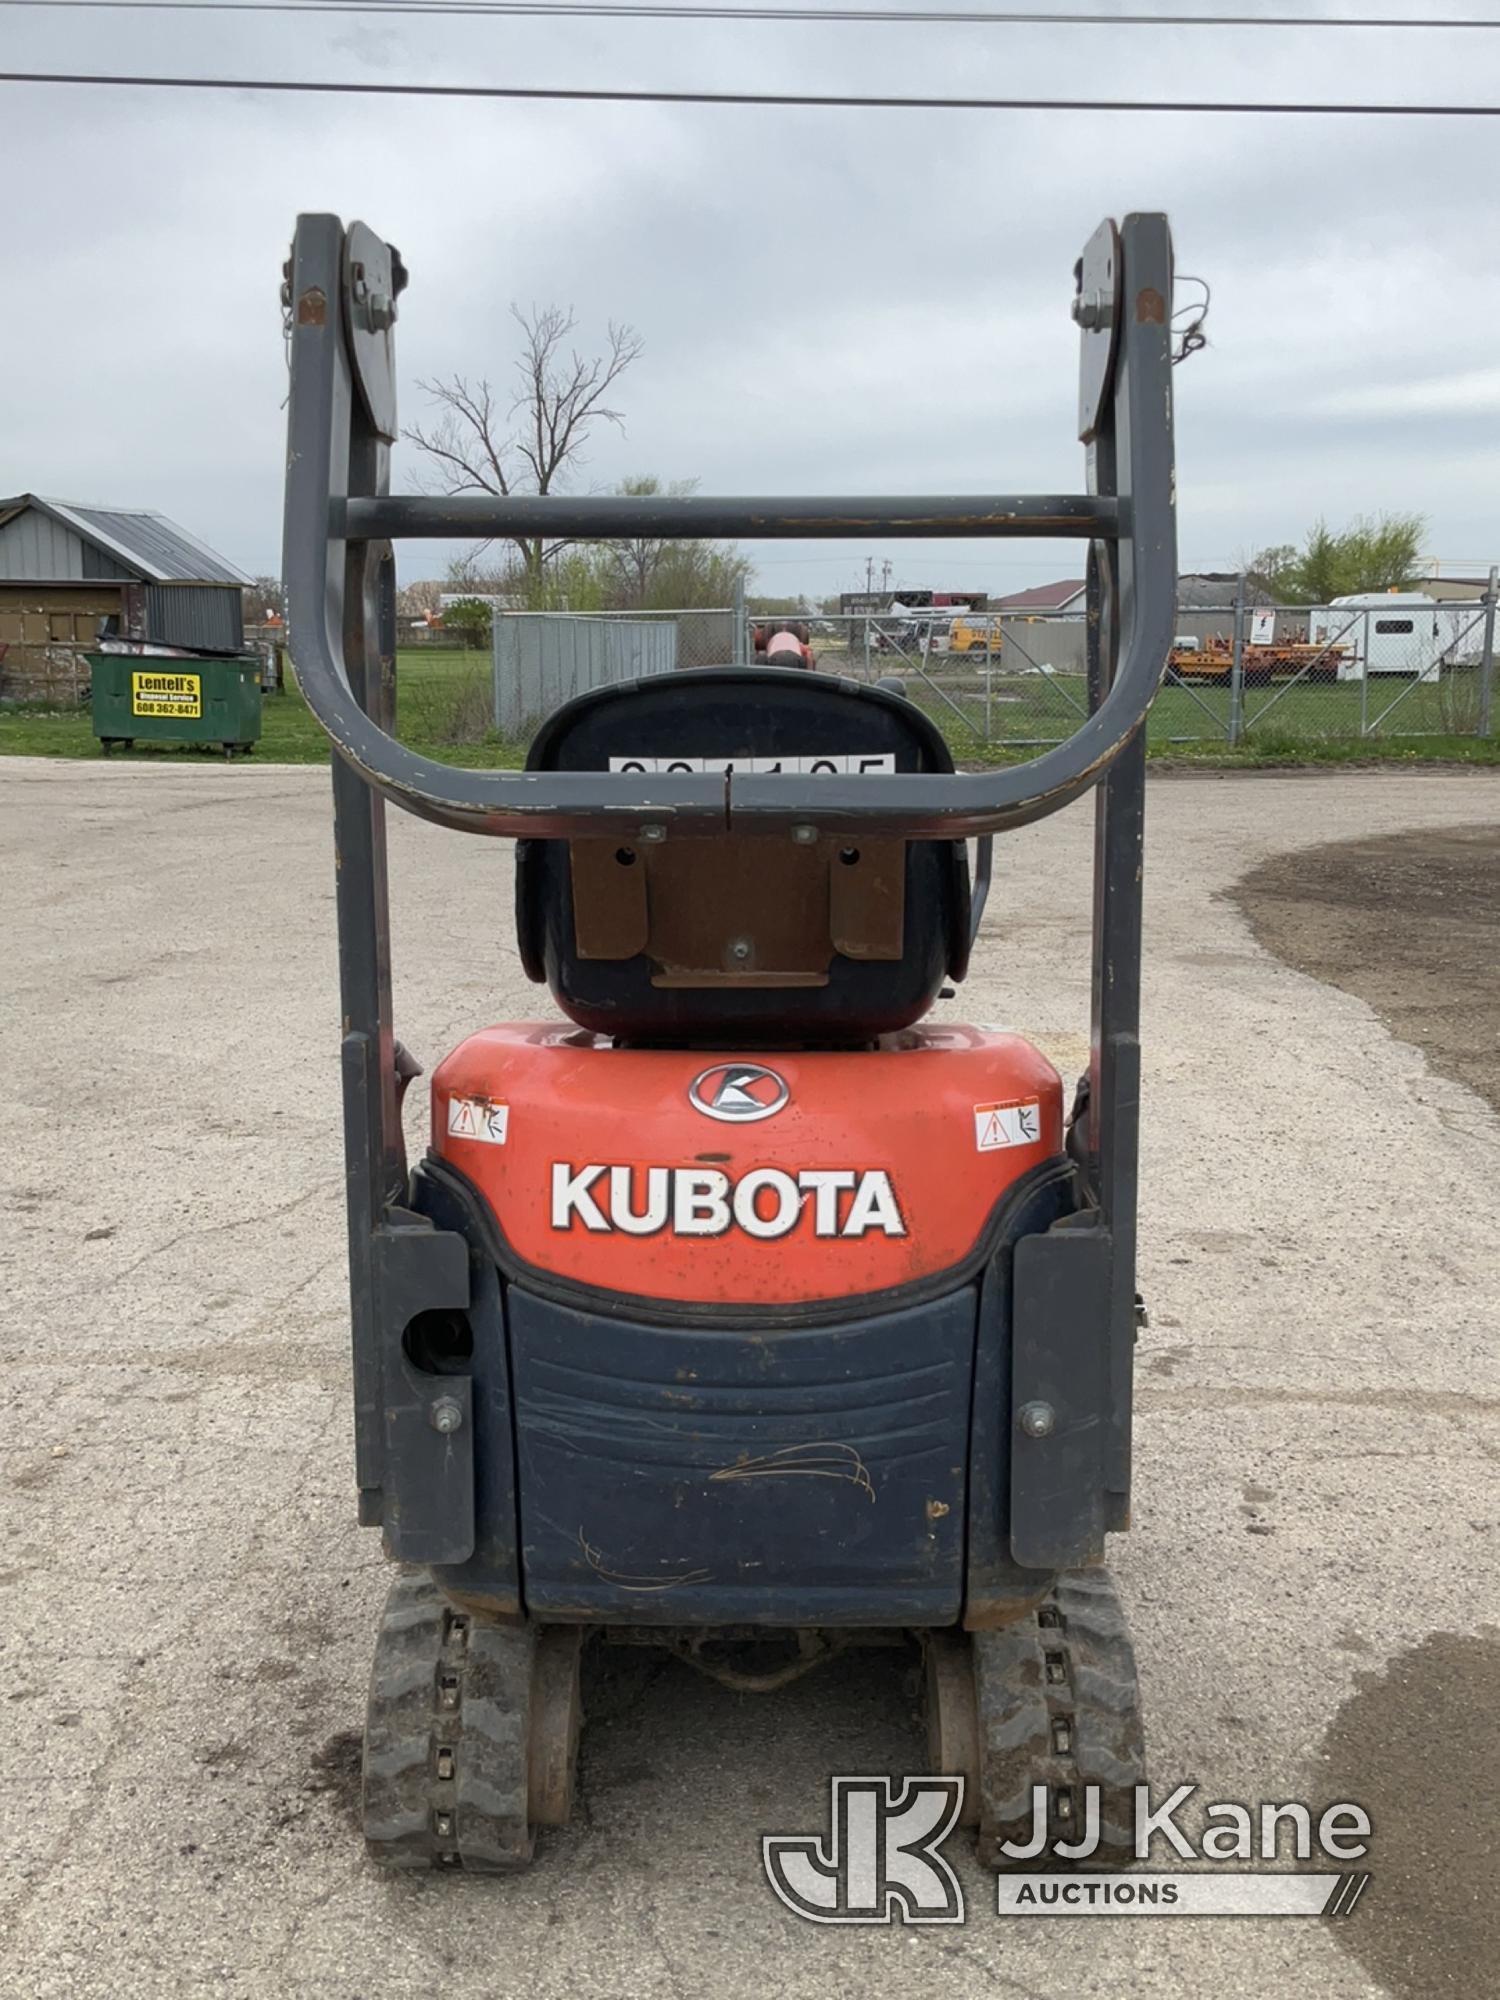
[1311,593,1488,682]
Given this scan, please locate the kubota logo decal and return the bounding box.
[550,1164,906,1239]
[688,1063,790,1124]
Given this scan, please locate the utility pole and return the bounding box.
[865,556,875,594]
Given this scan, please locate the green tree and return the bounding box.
[442,597,494,649]
[1258,513,1427,603]
[1243,545,1298,598]
[504,550,612,613]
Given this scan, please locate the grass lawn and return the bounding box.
[908,669,1500,767]
[0,650,526,768]
[4,652,1498,769]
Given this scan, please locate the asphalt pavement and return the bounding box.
[2,758,1497,1999]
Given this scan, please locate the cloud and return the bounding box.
[1315,368,1500,419]
[4,5,1499,588]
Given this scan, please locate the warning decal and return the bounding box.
[974,1100,1041,1152]
[447,1095,510,1146]
[131,670,202,718]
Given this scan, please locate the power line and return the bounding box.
[6,69,1500,109]
[4,0,1498,24]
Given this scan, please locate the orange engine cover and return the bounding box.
[430,1025,1064,1308]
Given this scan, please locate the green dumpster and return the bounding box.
[88,654,263,756]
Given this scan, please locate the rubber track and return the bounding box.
[362,1570,536,1872]
[973,1567,1145,1869]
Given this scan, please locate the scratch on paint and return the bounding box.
[709,1441,876,1502]
[578,1528,711,1591]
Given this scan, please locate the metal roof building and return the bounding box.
[995,574,1281,616]
[1174,572,1279,610]
[994,578,1088,614]
[0,494,250,690]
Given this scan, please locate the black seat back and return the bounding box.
[515,667,972,1044]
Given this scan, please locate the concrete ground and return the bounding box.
[1,759,1497,2000]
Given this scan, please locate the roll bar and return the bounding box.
[281,214,1176,839]
[283,210,1172,1544]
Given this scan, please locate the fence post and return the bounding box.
[732,574,748,665]
[1227,575,1246,746]
[985,620,994,744]
[1359,610,1371,736]
[491,610,506,733]
[1478,565,1498,739]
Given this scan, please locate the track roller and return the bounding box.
[925,1568,1145,1868]
[362,1571,583,1872]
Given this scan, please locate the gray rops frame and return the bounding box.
[282,211,1177,1551]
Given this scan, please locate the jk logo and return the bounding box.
[762,1777,965,1925]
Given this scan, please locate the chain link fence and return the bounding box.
[10,583,1494,764]
[477,584,1499,756]
[751,591,1499,755]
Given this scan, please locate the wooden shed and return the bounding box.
[0,493,249,700]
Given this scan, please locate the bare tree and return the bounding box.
[405,305,643,579]
[593,475,749,611]
[604,474,696,606]
[394,577,444,620]
[246,574,285,621]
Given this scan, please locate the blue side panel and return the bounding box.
[508,1288,977,1626]
[412,1169,523,1613]
[964,1162,1079,1617]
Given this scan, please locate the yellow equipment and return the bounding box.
[949,615,1002,657]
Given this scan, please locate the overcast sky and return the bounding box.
[6,4,1500,598]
